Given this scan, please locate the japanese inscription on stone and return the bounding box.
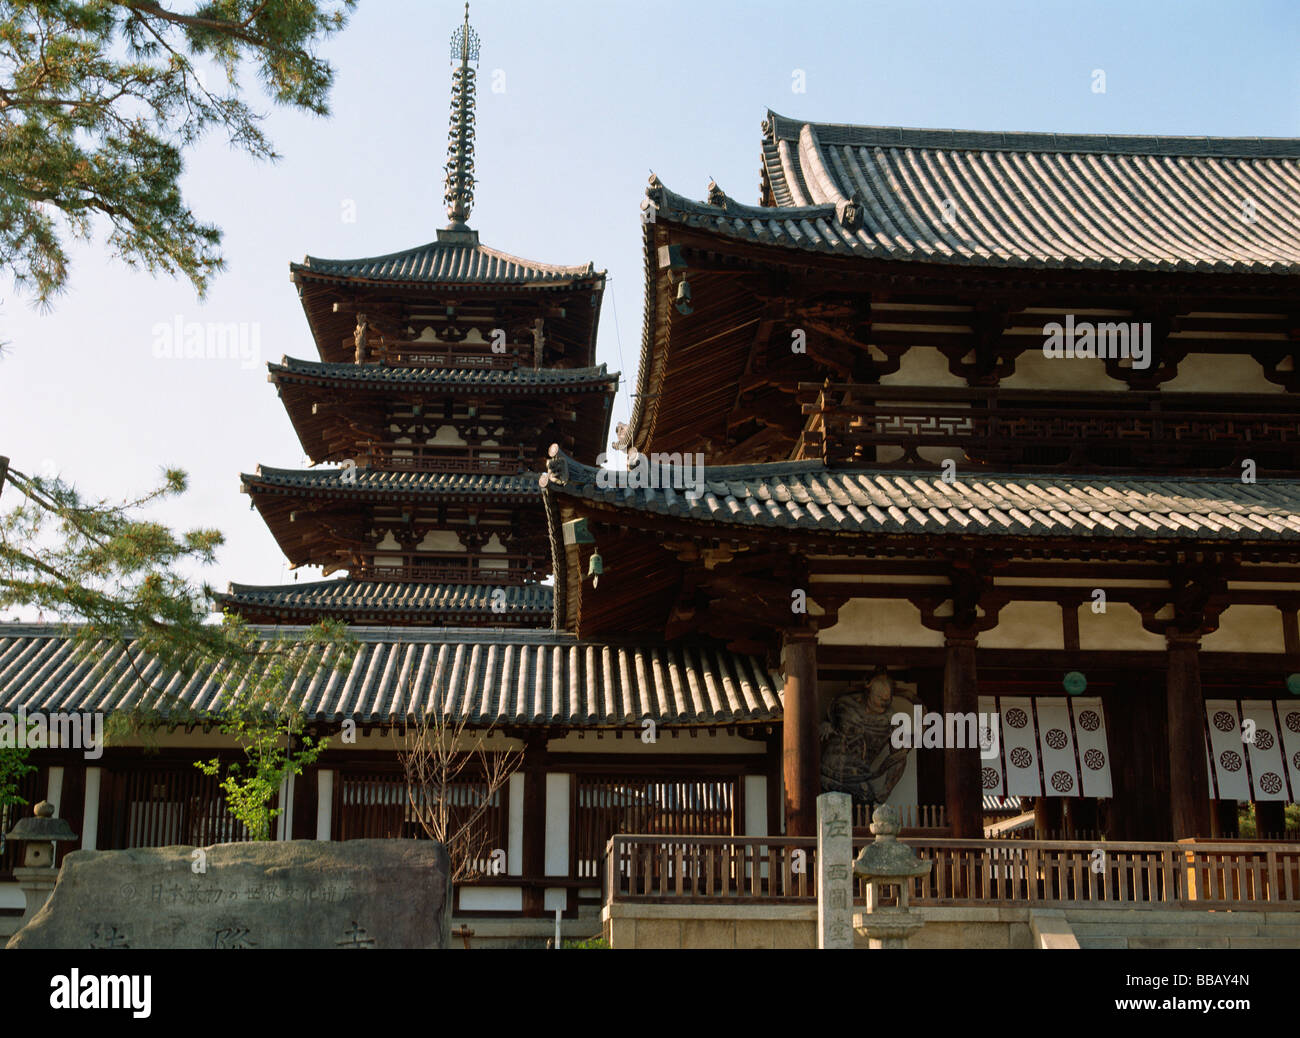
[817,791,854,949]
[7,839,450,950]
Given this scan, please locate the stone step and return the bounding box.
[1079,935,1300,949]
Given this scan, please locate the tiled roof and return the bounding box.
[291,229,602,287]
[0,625,783,727]
[218,581,554,622]
[655,111,1300,274]
[242,466,540,500]
[542,450,1300,542]
[270,356,618,394]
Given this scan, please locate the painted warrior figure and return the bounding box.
[820,675,915,808]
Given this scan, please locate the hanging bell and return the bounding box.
[675,277,693,316]
[587,551,603,588]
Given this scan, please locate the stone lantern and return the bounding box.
[5,800,78,928]
[852,804,932,949]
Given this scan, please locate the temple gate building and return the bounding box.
[4,15,1300,942]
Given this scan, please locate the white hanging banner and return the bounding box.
[1204,701,1251,800]
[1070,697,1113,798]
[999,696,1041,797]
[1276,701,1300,804]
[1035,699,1080,798]
[1241,700,1291,802]
[978,696,1004,797]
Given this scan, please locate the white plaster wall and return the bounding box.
[416,529,463,552]
[1162,352,1283,394]
[978,601,1066,650]
[878,347,967,388]
[431,424,467,446]
[545,730,767,754]
[45,766,63,816]
[544,774,570,876]
[1201,605,1287,654]
[275,774,294,840]
[0,883,24,910]
[1077,602,1168,651]
[543,888,567,912]
[507,772,524,876]
[818,598,945,647]
[82,767,101,850]
[316,770,333,840]
[1001,347,1121,390]
[459,886,523,912]
[744,776,768,838]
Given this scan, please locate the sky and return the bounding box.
[2,0,1297,619]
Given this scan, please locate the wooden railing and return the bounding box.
[604,835,1300,909]
[796,383,1300,474]
[360,443,527,475]
[361,552,540,585]
[375,340,521,370]
[855,802,946,831]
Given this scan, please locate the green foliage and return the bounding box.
[1,462,231,680]
[0,743,36,811]
[1,462,356,834]
[0,0,356,303]
[196,615,351,841]
[561,935,610,949]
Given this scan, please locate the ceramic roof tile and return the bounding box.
[668,113,1300,274]
[542,450,1300,544]
[0,626,781,727]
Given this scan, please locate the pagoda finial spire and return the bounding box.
[444,3,480,230]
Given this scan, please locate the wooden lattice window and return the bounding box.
[573,774,740,880]
[333,770,508,876]
[100,766,256,849]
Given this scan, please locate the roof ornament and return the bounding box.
[838,192,863,231]
[707,178,727,208]
[444,3,481,230]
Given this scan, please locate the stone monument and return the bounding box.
[6,839,451,950]
[816,791,854,949]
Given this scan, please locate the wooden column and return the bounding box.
[1214,800,1240,838]
[1254,801,1285,839]
[781,632,820,838]
[521,736,546,916]
[1166,631,1212,839]
[943,635,982,838]
[1034,797,1063,839]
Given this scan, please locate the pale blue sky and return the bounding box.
[2,0,1297,618]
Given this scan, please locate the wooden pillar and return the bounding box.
[1069,797,1099,839]
[915,669,945,818]
[943,635,982,838]
[781,632,820,838]
[292,764,316,840]
[521,736,546,916]
[1214,800,1240,838]
[765,734,783,836]
[1034,797,1063,839]
[1254,801,1285,839]
[1166,632,1212,839]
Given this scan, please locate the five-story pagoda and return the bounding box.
[221,7,616,628]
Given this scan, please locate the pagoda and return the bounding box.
[221,6,616,627]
